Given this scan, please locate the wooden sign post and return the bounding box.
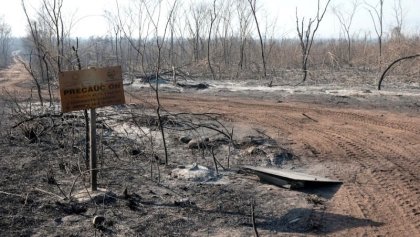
[59,66,125,191]
[90,108,97,191]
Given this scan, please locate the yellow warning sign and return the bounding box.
[59,66,125,112]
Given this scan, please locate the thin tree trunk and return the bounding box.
[72,39,90,170]
[41,54,52,106]
[248,0,267,80]
[208,1,217,80]
[28,51,44,107]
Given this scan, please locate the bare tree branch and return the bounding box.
[296,0,332,83]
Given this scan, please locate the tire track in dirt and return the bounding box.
[329,127,419,193]
[326,120,420,180]
[325,110,420,136]
[292,129,379,236]
[282,126,395,236]
[362,134,420,180]
[258,112,420,236]
[322,129,420,234]
[304,128,415,236]
[325,186,369,236]
[300,130,390,234]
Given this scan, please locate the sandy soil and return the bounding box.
[0,60,419,236]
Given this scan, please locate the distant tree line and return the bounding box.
[12,0,420,103]
[0,16,12,68]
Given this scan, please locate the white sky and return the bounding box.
[1,0,420,38]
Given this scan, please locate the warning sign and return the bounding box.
[59,66,125,112]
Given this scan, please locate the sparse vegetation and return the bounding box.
[0,0,419,236]
[13,0,420,97]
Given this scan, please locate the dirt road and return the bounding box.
[0,56,33,92]
[135,92,420,236]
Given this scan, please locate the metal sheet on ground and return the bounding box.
[243,166,342,183]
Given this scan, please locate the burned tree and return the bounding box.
[333,0,359,65]
[366,0,385,70]
[41,0,65,73]
[186,3,207,62]
[237,0,252,72]
[207,0,218,80]
[248,0,267,82]
[296,0,331,83]
[22,0,46,106]
[21,0,70,106]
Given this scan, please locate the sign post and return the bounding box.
[59,66,125,192]
[90,108,97,191]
